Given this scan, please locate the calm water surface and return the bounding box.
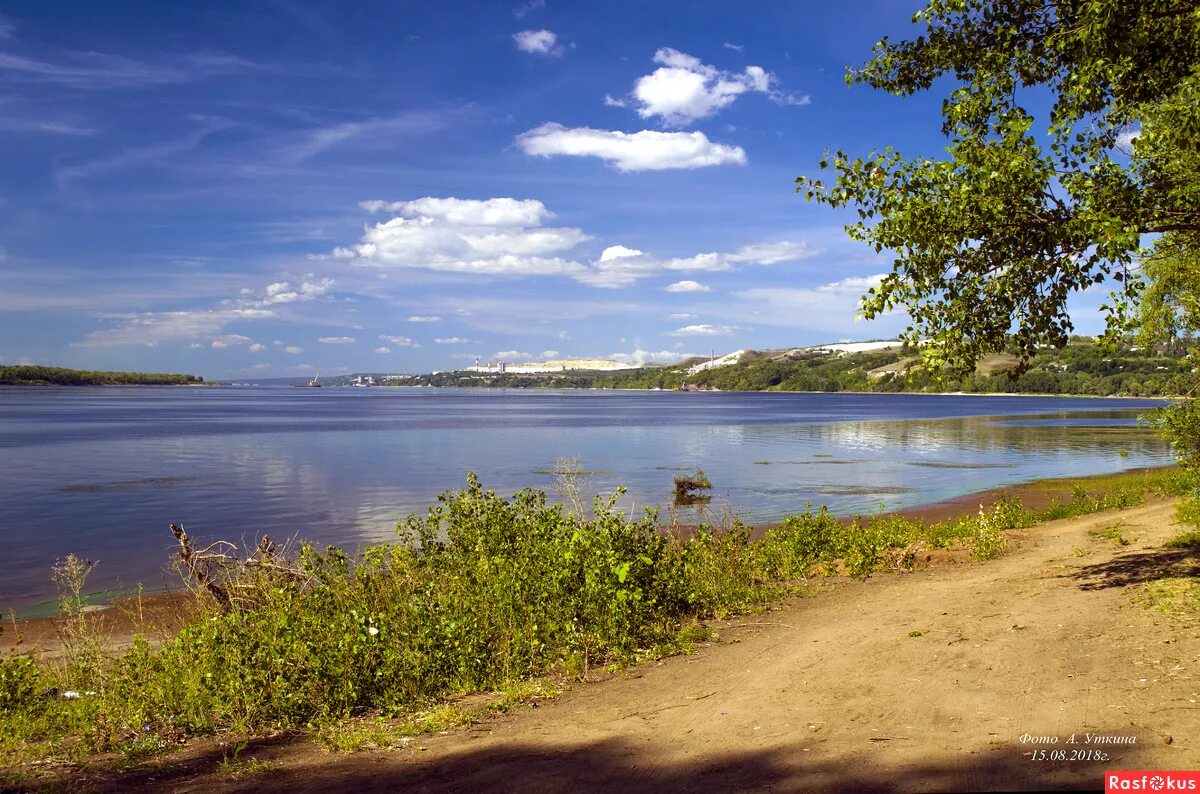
[0,387,1172,610]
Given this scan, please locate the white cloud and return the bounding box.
[731,273,905,333]
[665,280,710,293]
[540,349,559,358]
[251,277,334,306]
[608,349,701,366]
[514,0,545,18]
[1116,129,1141,151]
[332,196,589,278]
[249,363,272,371]
[434,337,471,344]
[406,314,442,323]
[284,345,303,354]
[280,112,454,162]
[374,346,391,353]
[663,252,731,272]
[580,239,815,288]
[379,334,416,347]
[517,123,746,171]
[73,308,274,348]
[513,29,563,56]
[249,343,266,352]
[669,312,697,319]
[362,197,550,227]
[318,336,356,344]
[330,196,814,291]
[816,274,887,294]
[667,324,738,336]
[726,241,818,266]
[497,350,534,360]
[575,245,662,288]
[722,42,744,52]
[617,47,809,126]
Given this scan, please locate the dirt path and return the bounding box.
[84,500,1200,792]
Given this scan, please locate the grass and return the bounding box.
[1133,494,1200,623]
[1137,578,1200,623]
[0,466,1193,777]
[1090,521,1134,546]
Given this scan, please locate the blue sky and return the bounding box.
[0,1,1109,378]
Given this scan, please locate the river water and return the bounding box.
[0,387,1172,610]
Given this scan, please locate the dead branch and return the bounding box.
[171,523,232,612]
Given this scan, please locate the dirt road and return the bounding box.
[86,500,1200,792]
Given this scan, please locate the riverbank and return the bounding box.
[8,488,1199,791]
[2,465,1178,645]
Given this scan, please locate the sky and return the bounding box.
[0,1,1114,379]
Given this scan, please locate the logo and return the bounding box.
[1107,772,1200,792]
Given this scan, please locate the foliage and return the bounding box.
[0,468,1191,769]
[797,0,1200,375]
[394,339,1194,398]
[0,365,203,386]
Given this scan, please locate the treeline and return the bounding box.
[392,340,1194,397]
[0,365,204,386]
[678,342,1194,397]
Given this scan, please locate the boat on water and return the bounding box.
[293,372,322,388]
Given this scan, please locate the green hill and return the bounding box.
[390,338,1193,397]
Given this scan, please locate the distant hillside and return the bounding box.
[389,338,1194,397]
[0,365,204,386]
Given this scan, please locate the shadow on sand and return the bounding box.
[1069,539,1199,591]
[57,726,1160,793]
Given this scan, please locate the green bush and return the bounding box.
[0,655,40,711]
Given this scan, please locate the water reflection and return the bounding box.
[0,388,1172,610]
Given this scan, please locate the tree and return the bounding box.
[799,0,1200,375]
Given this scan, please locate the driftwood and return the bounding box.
[170,523,303,613]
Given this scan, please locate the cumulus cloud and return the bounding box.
[331,196,589,278]
[666,324,738,336]
[665,280,710,293]
[496,350,533,360]
[615,47,809,126]
[362,197,550,227]
[249,343,266,352]
[374,346,391,353]
[575,245,662,287]
[318,336,356,344]
[815,274,887,294]
[541,350,559,358]
[249,277,334,306]
[668,312,697,319]
[379,334,416,347]
[434,337,471,344]
[330,196,814,290]
[284,345,303,354]
[406,314,442,323]
[516,123,745,171]
[513,29,563,56]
